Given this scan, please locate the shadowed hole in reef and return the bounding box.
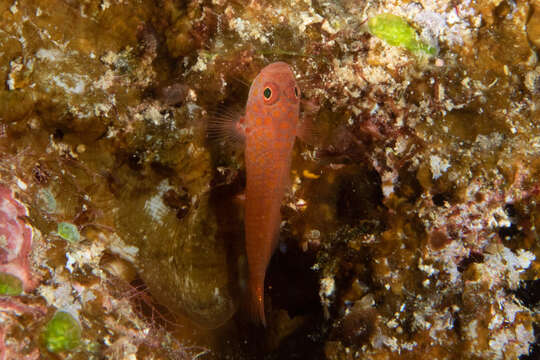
[267,237,320,319]
[520,323,540,360]
[53,128,64,140]
[396,165,423,202]
[515,280,540,360]
[432,192,450,207]
[336,167,383,224]
[457,251,485,272]
[514,279,540,309]
[498,203,520,241]
[264,236,325,359]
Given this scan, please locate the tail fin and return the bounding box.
[248,284,267,327]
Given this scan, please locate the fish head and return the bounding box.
[246,62,301,134]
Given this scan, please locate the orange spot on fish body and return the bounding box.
[243,62,301,326]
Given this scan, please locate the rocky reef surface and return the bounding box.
[0,0,538,359]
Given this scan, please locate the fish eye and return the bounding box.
[284,81,300,103]
[262,82,279,105]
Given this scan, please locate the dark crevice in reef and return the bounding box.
[514,279,540,309]
[520,323,540,360]
[457,251,485,273]
[432,192,451,207]
[267,237,321,319]
[335,166,385,226]
[515,280,540,360]
[498,203,521,241]
[265,237,326,360]
[396,167,424,202]
[267,323,327,360]
[226,226,327,359]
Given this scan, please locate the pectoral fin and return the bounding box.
[206,105,246,146]
[296,99,321,145]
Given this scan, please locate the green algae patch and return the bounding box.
[0,272,23,295]
[368,14,436,55]
[42,311,81,353]
[57,222,80,243]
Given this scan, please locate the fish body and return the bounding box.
[243,62,301,326]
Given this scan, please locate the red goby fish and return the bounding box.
[208,61,305,326]
[243,62,301,326]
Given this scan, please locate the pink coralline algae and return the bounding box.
[0,185,37,292]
